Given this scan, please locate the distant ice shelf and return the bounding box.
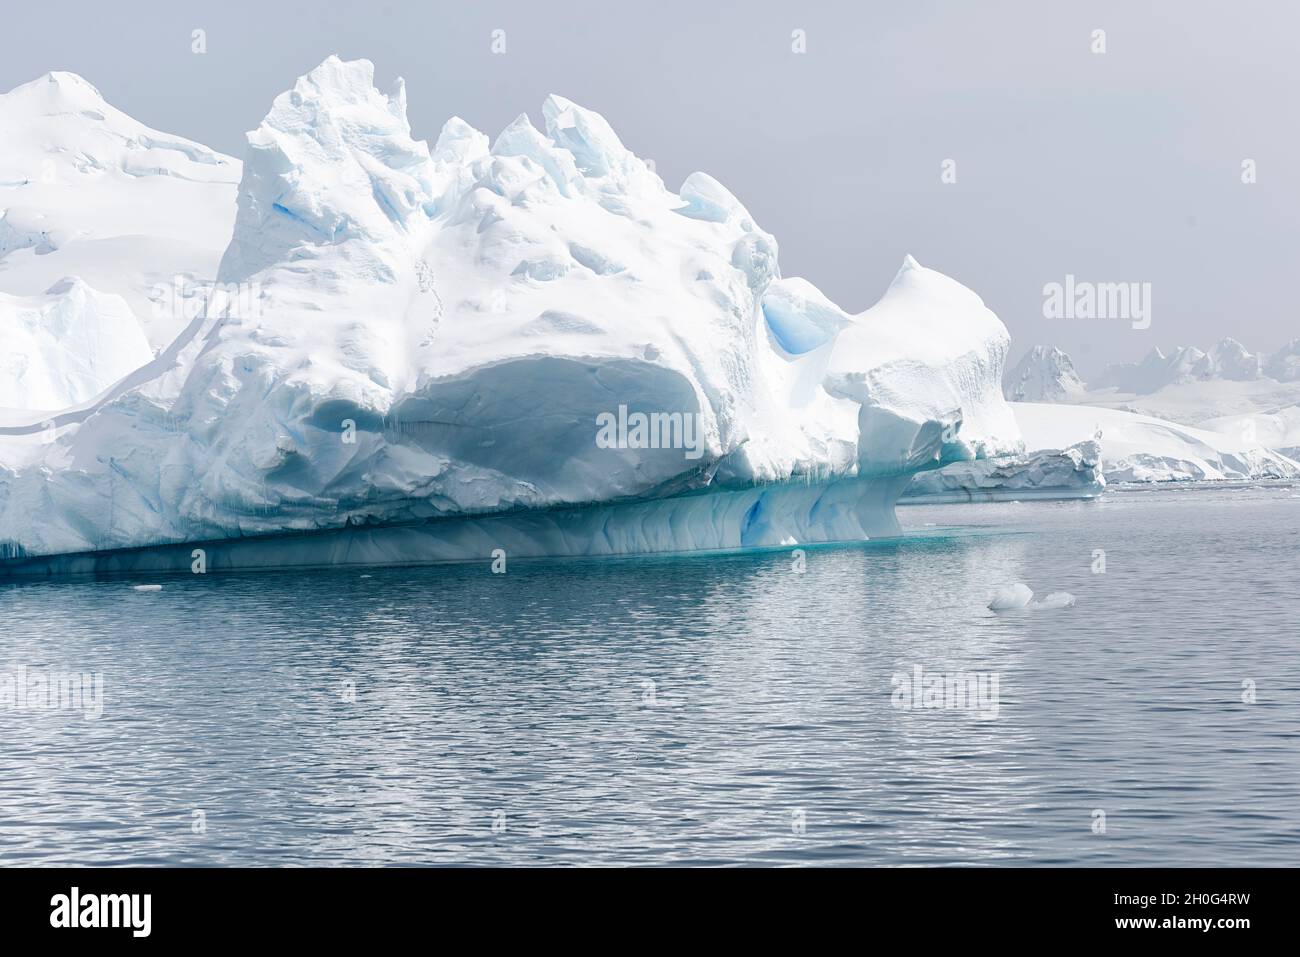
[1013,402,1300,484]
[902,399,1300,500]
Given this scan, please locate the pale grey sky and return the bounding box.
[4,0,1297,375]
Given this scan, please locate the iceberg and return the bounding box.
[987,583,1032,612]
[904,439,1104,503]
[0,57,1022,572]
[1028,591,1076,611]
[987,582,1076,613]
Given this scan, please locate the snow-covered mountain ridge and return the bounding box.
[1001,342,1300,475]
[1003,345,1087,402]
[1093,338,1287,394]
[0,71,240,349]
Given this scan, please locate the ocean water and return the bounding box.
[1,484,1298,866]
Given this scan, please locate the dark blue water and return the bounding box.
[2,485,1298,865]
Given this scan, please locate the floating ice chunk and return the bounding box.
[1028,591,1076,610]
[987,582,1033,611]
[988,582,1076,613]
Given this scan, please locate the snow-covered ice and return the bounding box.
[1013,402,1300,484]
[1076,339,1300,435]
[1006,341,1300,436]
[0,278,152,410]
[1028,591,1076,610]
[1201,406,1300,461]
[987,583,1033,611]
[908,396,1298,498]
[986,342,1300,487]
[987,582,1076,613]
[0,57,1023,569]
[904,439,1104,503]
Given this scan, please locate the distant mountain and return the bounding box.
[1003,345,1087,401]
[0,71,240,351]
[1092,338,1283,394]
[1094,345,1210,393]
[1264,339,1300,382]
[1197,337,1263,381]
[1018,341,1300,449]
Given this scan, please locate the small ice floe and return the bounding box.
[1029,591,1076,610]
[988,582,1076,613]
[988,582,1033,611]
[132,584,163,592]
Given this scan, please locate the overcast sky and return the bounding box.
[4,0,1297,375]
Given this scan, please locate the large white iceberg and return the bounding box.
[0,57,1022,570]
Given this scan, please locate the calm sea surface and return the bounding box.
[2,484,1298,865]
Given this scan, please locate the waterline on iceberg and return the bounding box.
[0,473,913,577]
